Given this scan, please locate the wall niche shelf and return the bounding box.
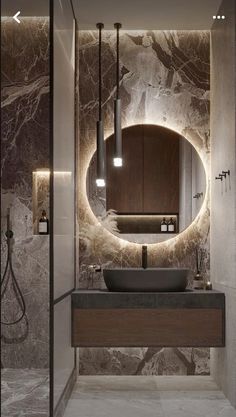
[114,213,179,234]
[32,170,50,235]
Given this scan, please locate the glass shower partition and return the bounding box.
[1,0,76,415]
[1,1,51,416]
[52,0,77,415]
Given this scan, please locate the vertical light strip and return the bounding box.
[96,23,105,187]
[113,23,123,167]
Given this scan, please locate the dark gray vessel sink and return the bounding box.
[103,268,189,292]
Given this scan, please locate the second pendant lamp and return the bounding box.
[113,23,123,167]
[96,22,122,187]
[96,22,105,187]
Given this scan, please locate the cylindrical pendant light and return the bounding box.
[96,23,105,187]
[113,23,122,167]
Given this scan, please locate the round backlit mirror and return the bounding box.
[87,124,206,244]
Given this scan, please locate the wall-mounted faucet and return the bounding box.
[142,245,148,269]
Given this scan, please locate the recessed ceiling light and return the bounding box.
[217,15,221,19]
[213,15,216,19]
[221,15,225,19]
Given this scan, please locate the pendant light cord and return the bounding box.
[97,23,104,121]
[115,23,122,99]
[99,26,102,120]
[116,25,120,99]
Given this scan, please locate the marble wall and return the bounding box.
[78,30,211,375]
[1,18,50,368]
[210,0,236,408]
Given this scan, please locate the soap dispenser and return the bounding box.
[39,210,49,235]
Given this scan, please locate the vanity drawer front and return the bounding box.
[72,308,224,348]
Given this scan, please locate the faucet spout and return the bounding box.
[142,245,148,269]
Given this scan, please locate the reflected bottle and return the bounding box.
[167,217,175,233]
[160,217,167,232]
[39,210,49,235]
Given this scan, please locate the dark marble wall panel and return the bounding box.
[78,30,210,375]
[1,18,50,368]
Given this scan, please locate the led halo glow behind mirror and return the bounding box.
[87,124,207,245]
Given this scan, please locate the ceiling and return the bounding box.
[72,0,223,30]
[1,0,49,17]
[1,0,224,29]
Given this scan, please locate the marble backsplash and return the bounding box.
[1,19,50,368]
[78,30,211,375]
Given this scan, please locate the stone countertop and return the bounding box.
[71,289,225,310]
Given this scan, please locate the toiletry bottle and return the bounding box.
[161,217,167,232]
[39,210,49,235]
[193,273,204,290]
[168,217,175,232]
[193,248,204,289]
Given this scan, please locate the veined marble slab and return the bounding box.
[63,376,236,417]
[1,369,49,417]
[78,29,211,376]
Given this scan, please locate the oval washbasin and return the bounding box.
[103,268,189,292]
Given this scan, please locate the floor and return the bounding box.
[1,368,49,417]
[64,376,236,417]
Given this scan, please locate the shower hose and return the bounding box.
[1,209,27,325]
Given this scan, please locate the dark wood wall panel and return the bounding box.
[106,125,180,214]
[106,125,143,213]
[143,125,179,213]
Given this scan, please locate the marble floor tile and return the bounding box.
[64,376,236,417]
[72,375,158,393]
[1,368,49,417]
[153,375,219,391]
[160,398,236,417]
[65,397,164,417]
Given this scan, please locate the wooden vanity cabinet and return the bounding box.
[72,308,224,348]
[71,291,225,348]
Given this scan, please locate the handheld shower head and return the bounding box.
[5,208,13,239]
[1,207,27,326]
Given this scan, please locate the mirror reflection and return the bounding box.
[87,124,206,244]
